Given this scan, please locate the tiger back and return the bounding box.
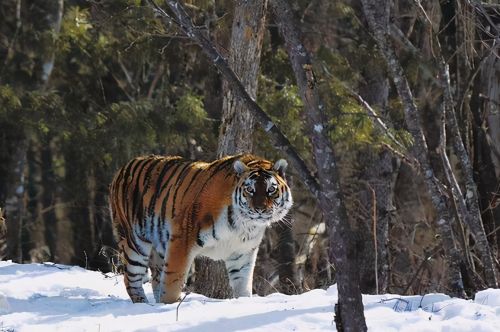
[109,154,293,304]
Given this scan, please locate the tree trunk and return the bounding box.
[25,143,49,262]
[269,0,367,330]
[155,3,367,329]
[4,141,27,262]
[361,0,467,298]
[37,0,64,88]
[41,141,58,262]
[88,165,116,270]
[483,53,500,177]
[217,0,266,155]
[357,57,396,294]
[64,147,93,268]
[0,207,6,260]
[472,55,500,262]
[276,212,301,295]
[193,0,268,299]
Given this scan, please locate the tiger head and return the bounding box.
[233,157,293,225]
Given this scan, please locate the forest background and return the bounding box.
[0,0,499,307]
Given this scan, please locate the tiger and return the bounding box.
[109,154,293,304]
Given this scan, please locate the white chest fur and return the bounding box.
[195,206,267,261]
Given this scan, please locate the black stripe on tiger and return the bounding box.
[170,163,194,218]
[212,155,240,174]
[131,159,153,225]
[186,158,236,206]
[156,162,186,225]
[137,158,163,227]
[196,231,204,247]
[180,167,203,204]
[227,205,235,228]
[122,250,148,268]
[147,158,182,218]
[125,159,149,214]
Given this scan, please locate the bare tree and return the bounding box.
[356,68,397,294]
[150,1,367,330]
[361,0,499,295]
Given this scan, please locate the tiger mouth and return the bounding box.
[246,208,287,221]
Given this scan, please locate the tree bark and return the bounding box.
[153,1,367,329]
[151,0,320,197]
[276,212,301,295]
[276,175,300,295]
[41,141,57,262]
[415,1,498,288]
[193,0,268,299]
[357,54,396,294]
[217,0,266,155]
[473,54,500,262]
[26,143,49,262]
[269,1,367,329]
[361,0,467,298]
[37,0,64,88]
[482,49,500,179]
[4,141,27,262]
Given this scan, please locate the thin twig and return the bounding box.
[346,87,409,153]
[42,262,71,270]
[176,292,190,322]
[402,245,440,295]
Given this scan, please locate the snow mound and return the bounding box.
[1,261,499,331]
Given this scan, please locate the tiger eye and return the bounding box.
[267,186,277,195]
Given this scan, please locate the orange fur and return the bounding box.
[109,154,292,303]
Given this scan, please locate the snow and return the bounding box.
[1,261,500,331]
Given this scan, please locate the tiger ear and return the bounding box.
[273,159,288,178]
[234,160,249,176]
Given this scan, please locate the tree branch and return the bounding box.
[361,0,467,298]
[148,0,321,199]
[269,0,367,330]
[412,1,498,287]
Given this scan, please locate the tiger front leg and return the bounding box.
[159,239,193,304]
[225,247,259,298]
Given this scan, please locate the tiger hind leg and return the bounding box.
[149,247,164,303]
[120,239,152,303]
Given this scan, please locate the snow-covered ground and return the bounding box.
[1,261,500,331]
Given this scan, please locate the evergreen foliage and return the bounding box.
[0,0,498,298]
